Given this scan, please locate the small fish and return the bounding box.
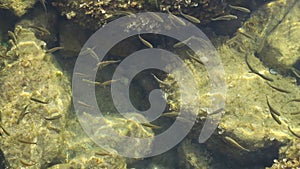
[46,125,61,133]
[173,41,186,48]
[266,82,291,94]
[18,138,37,145]
[288,125,300,138]
[96,60,120,69]
[245,55,274,82]
[46,46,64,53]
[44,113,62,120]
[95,151,112,156]
[161,112,179,117]
[173,36,193,48]
[266,96,281,116]
[186,51,204,65]
[291,68,300,78]
[20,159,36,167]
[17,104,30,124]
[138,34,153,48]
[100,79,118,87]
[81,47,99,62]
[141,122,161,129]
[166,7,186,26]
[179,8,200,24]
[287,99,300,103]
[151,73,169,85]
[30,97,49,104]
[266,96,282,125]
[237,28,255,40]
[77,101,95,109]
[211,14,238,21]
[82,79,102,86]
[74,72,90,77]
[40,0,47,13]
[0,124,10,136]
[224,136,250,152]
[229,5,251,13]
[291,111,300,115]
[149,12,164,22]
[208,108,224,116]
[27,25,50,35]
[270,110,282,125]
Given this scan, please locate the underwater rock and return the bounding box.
[146,148,178,169]
[48,155,127,169]
[0,149,9,169]
[276,138,300,165]
[0,0,38,17]
[78,112,155,158]
[44,110,155,166]
[255,1,300,75]
[0,25,71,168]
[58,20,91,58]
[16,7,59,48]
[0,24,135,168]
[161,0,300,167]
[51,0,146,30]
[45,0,274,60]
[268,157,300,169]
[51,0,268,32]
[47,132,128,169]
[177,139,212,169]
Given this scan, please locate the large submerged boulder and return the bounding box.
[0,25,71,168]
[161,0,300,167]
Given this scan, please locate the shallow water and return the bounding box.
[0,0,299,168]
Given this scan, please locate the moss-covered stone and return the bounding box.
[51,0,269,31]
[161,0,300,167]
[0,0,38,17]
[256,1,300,75]
[177,139,212,169]
[0,25,71,168]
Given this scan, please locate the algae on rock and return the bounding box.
[51,0,266,31]
[45,112,154,168]
[256,0,300,75]
[0,23,156,167]
[47,120,128,169]
[0,0,38,17]
[0,25,71,168]
[161,0,300,167]
[177,138,212,169]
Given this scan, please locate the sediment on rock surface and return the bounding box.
[51,0,269,31]
[0,0,38,17]
[161,0,300,167]
[0,25,71,168]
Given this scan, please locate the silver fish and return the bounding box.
[211,14,238,21]
[179,8,200,24]
[40,0,47,13]
[138,34,153,48]
[229,5,251,13]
